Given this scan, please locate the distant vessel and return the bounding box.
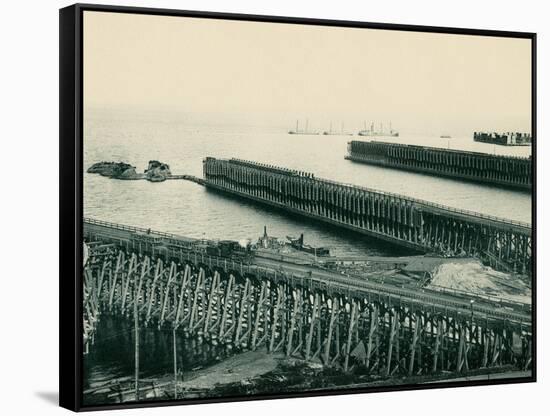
[288,119,320,135]
[358,121,399,137]
[323,122,353,136]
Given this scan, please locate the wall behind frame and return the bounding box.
[1,0,547,415]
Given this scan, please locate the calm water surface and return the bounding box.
[84,110,531,256]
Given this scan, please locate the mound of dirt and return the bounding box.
[429,260,531,304]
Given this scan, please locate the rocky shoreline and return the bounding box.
[87,160,172,182]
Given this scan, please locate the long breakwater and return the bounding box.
[202,157,532,275]
[346,141,531,190]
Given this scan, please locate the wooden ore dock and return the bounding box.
[202,157,531,275]
[345,140,531,190]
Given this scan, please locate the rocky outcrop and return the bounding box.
[87,160,172,182]
[87,162,143,179]
[144,160,171,182]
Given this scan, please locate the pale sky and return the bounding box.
[83,11,532,135]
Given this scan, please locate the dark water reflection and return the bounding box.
[83,313,230,405]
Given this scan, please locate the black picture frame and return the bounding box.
[60,3,537,412]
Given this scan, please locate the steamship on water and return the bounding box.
[323,121,353,136]
[288,119,320,135]
[358,121,399,137]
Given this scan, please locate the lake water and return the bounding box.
[83,110,531,257]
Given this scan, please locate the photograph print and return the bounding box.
[78,6,534,408]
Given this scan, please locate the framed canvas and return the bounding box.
[59,3,536,411]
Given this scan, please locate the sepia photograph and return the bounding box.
[78,8,533,407]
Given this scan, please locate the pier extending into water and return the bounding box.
[202,158,532,275]
[83,222,532,386]
[346,141,532,190]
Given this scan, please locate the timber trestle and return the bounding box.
[83,245,532,377]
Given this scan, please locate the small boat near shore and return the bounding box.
[286,233,330,256]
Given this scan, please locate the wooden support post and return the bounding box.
[218,274,235,340]
[188,269,204,331]
[121,254,137,313]
[269,286,284,352]
[432,319,442,373]
[134,273,140,401]
[234,278,250,344]
[174,265,190,327]
[491,333,501,366]
[145,259,163,323]
[160,262,176,326]
[408,313,419,376]
[96,260,108,301]
[386,309,397,376]
[366,306,379,370]
[324,298,339,364]
[109,251,124,309]
[173,327,177,399]
[251,281,267,350]
[344,300,357,371]
[457,325,465,372]
[286,289,299,356]
[205,272,220,335]
[305,293,319,361]
[134,256,149,312]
